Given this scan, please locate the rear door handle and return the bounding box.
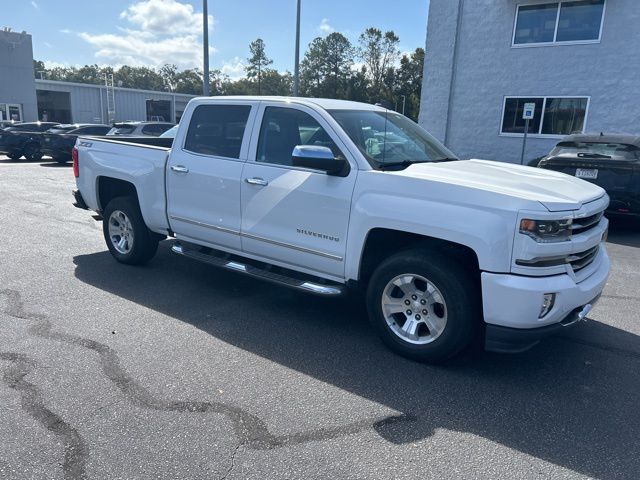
[245,177,269,186]
[171,165,189,173]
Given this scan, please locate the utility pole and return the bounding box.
[202,0,210,96]
[293,0,301,96]
[401,95,406,115]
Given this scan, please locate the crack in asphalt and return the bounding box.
[0,352,88,480]
[0,289,416,478]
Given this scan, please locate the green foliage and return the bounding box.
[246,38,273,95]
[300,33,354,99]
[33,27,425,120]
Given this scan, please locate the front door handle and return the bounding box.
[171,165,189,173]
[245,177,269,186]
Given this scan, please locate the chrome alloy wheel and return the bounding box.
[381,274,448,345]
[108,210,134,254]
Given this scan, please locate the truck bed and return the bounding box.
[85,135,174,149]
[74,135,172,234]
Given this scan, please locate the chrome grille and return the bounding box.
[568,245,599,272]
[572,212,603,235]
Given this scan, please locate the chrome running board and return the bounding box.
[171,242,346,297]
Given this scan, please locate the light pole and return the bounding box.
[202,0,210,96]
[293,0,301,96]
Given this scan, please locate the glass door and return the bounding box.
[8,104,22,122]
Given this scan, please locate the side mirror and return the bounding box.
[291,145,348,176]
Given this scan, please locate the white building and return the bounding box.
[1,27,195,124]
[419,0,640,163]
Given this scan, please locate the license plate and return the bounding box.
[575,168,598,179]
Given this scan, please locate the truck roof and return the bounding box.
[191,96,387,112]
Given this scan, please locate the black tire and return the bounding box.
[7,151,22,160]
[54,156,70,164]
[366,249,480,363]
[102,196,159,265]
[23,143,42,162]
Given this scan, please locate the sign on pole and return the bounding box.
[520,103,535,164]
[523,103,535,120]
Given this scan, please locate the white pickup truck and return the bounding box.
[72,96,610,362]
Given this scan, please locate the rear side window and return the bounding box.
[142,124,172,136]
[184,105,251,159]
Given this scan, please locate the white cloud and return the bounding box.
[119,0,210,36]
[317,18,334,35]
[43,60,68,69]
[59,29,72,34]
[43,41,52,48]
[31,1,39,9]
[220,57,246,80]
[78,0,214,69]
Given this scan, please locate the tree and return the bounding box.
[300,33,354,99]
[394,48,425,120]
[358,28,400,100]
[322,33,355,98]
[246,38,273,95]
[300,37,326,97]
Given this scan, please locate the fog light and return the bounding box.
[539,293,556,318]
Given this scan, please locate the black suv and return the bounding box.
[40,124,111,163]
[538,134,640,219]
[0,122,60,161]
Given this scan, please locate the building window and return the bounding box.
[501,97,589,136]
[513,0,605,46]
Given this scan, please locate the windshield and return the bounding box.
[329,109,457,167]
[550,141,639,160]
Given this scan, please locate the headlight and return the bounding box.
[520,218,572,243]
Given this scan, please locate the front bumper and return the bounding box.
[481,246,610,351]
[485,299,597,353]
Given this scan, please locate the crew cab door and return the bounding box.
[167,101,257,251]
[240,103,357,279]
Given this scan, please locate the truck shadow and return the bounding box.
[73,243,640,478]
[606,218,640,247]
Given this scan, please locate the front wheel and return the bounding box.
[102,196,159,265]
[366,249,480,363]
[7,151,22,161]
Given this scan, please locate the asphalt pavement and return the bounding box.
[0,156,639,479]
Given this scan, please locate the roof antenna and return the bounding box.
[600,132,604,136]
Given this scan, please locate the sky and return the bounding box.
[2,0,429,79]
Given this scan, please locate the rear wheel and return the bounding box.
[366,249,480,363]
[54,156,70,164]
[23,143,42,162]
[6,151,22,160]
[102,196,159,265]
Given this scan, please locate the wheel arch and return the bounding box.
[97,176,139,212]
[356,228,481,285]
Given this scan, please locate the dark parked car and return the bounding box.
[538,134,640,219]
[0,122,60,160]
[40,124,111,163]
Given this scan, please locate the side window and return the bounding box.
[256,107,344,166]
[142,124,165,136]
[184,105,251,158]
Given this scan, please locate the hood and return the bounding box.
[397,159,605,212]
